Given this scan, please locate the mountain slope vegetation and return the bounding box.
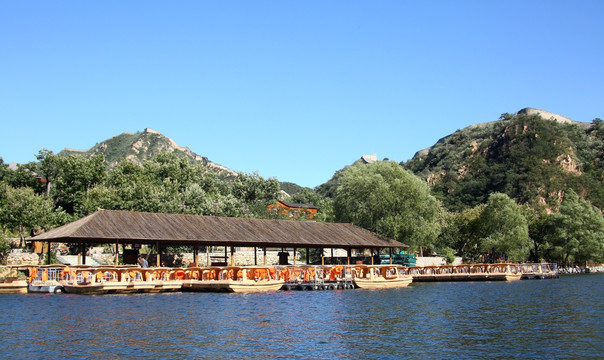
[404,111,603,212]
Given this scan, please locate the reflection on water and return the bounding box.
[1,274,602,359]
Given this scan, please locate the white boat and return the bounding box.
[27,266,66,293]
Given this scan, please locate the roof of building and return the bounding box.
[275,200,318,209]
[33,210,406,249]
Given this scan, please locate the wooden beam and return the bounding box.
[293,248,297,265]
[193,245,198,266]
[114,240,119,265]
[157,242,161,267]
[263,247,267,266]
[347,248,351,265]
[306,247,309,265]
[254,247,257,265]
[230,246,234,266]
[47,241,52,265]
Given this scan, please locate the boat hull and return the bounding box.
[354,277,412,289]
[0,280,28,294]
[186,279,284,293]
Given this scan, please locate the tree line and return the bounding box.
[1,149,603,266]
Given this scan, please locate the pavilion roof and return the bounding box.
[33,210,407,249]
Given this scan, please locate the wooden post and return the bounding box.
[371,248,374,265]
[114,240,119,265]
[254,247,257,265]
[230,246,234,266]
[331,248,334,265]
[193,245,198,266]
[347,248,351,265]
[293,248,297,265]
[157,242,161,267]
[47,241,52,265]
[306,247,310,265]
[224,246,228,265]
[82,244,86,265]
[321,248,324,266]
[263,247,267,266]
[206,246,210,266]
[389,248,393,264]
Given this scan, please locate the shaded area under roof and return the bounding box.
[33,210,407,249]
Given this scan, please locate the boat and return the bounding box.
[486,263,522,281]
[118,267,157,293]
[279,265,355,290]
[27,265,66,293]
[0,266,28,294]
[352,265,413,289]
[147,268,183,292]
[62,267,130,294]
[185,266,284,293]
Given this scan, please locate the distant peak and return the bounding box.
[516,108,575,124]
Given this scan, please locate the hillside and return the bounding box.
[59,128,237,178]
[404,109,603,212]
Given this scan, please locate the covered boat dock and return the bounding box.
[32,210,406,266]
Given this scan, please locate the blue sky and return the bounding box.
[1,1,602,188]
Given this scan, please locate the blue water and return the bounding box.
[1,274,602,359]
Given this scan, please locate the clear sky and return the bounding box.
[1,1,602,188]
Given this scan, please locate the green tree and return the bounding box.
[548,189,604,265]
[334,161,441,251]
[231,172,281,217]
[436,205,484,261]
[36,149,59,197]
[54,154,107,215]
[0,184,69,246]
[476,193,530,262]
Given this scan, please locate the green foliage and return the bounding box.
[546,189,604,265]
[404,113,604,212]
[334,161,441,251]
[0,236,11,264]
[0,184,70,243]
[475,193,530,262]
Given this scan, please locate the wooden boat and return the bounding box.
[63,267,130,294]
[486,263,522,281]
[0,266,28,294]
[353,265,413,289]
[185,266,284,293]
[147,268,183,292]
[118,267,157,293]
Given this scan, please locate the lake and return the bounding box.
[1,274,602,359]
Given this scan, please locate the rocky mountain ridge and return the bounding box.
[59,128,237,178]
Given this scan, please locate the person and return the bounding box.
[139,256,149,268]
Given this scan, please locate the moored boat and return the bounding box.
[486,263,522,281]
[27,265,66,293]
[185,266,284,293]
[353,265,413,289]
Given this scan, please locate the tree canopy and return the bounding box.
[334,161,441,251]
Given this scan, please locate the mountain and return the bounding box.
[404,108,603,212]
[59,128,237,178]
